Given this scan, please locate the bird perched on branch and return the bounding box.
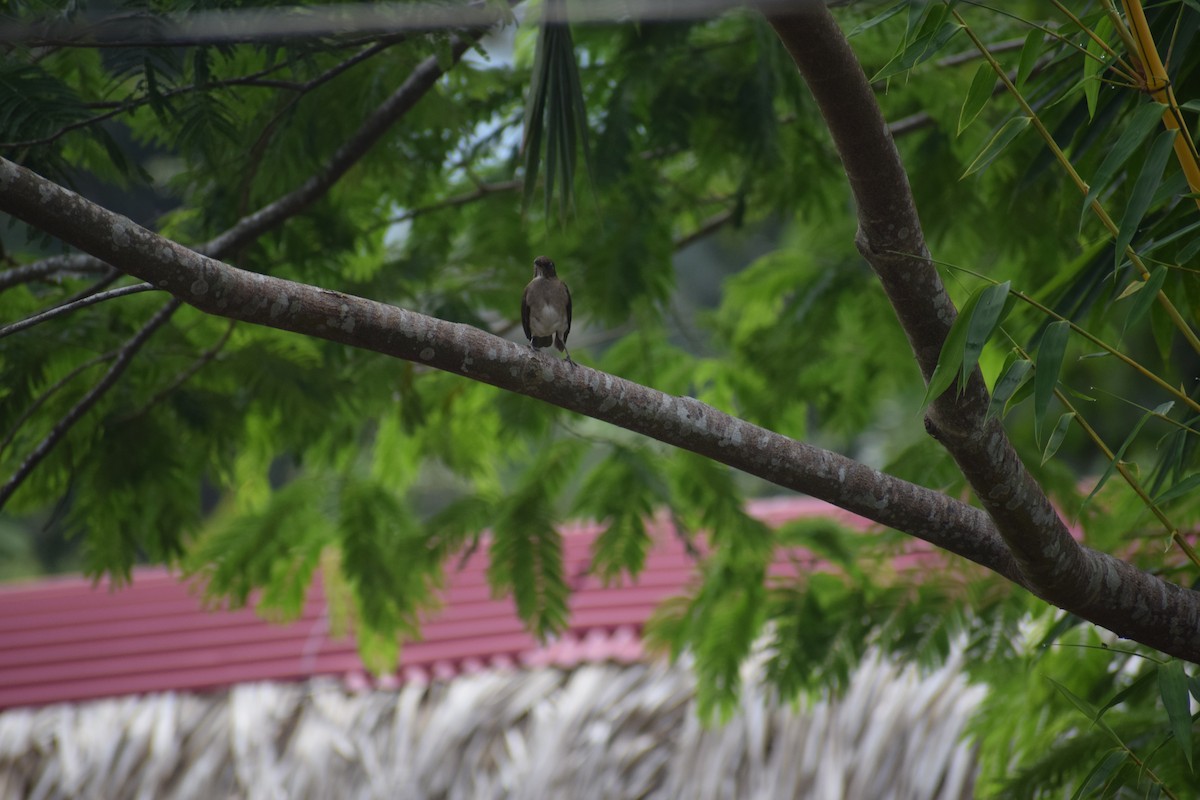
[521,255,574,366]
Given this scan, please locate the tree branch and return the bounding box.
[764,5,1200,659]
[2,21,496,287]
[0,21,497,515]
[0,253,109,292]
[0,35,407,150]
[0,283,156,340]
[4,155,1200,661]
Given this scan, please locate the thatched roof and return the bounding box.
[0,650,983,799]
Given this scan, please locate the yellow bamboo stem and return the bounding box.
[1120,0,1200,207]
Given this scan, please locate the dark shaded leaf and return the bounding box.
[962,280,1010,387]
[1158,660,1194,770]
[1114,130,1178,267]
[963,116,1031,178]
[1042,411,1075,465]
[1034,320,1070,444]
[1081,101,1165,226]
[987,357,1033,422]
[922,286,984,409]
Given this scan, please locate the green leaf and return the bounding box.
[1084,402,1172,505]
[961,280,1010,386]
[847,3,906,38]
[872,5,959,82]
[1122,265,1168,336]
[1071,750,1128,800]
[922,286,985,409]
[1097,669,1157,718]
[1153,472,1200,506]
[574,447,661,582]
[488,440,578,638]
[1158,660,1194,770]
[1016,28,1043,88]
[958,62,995,135]
[962,116,1031,178]
[1049,676,1101,720]
[1042,412,1075,465]
[1083,17,1112,120]
[1048,677,1124,744]
[1034,321,1070,444]
[1081,101,1165,225]
[1114,130,1178,267]
[522,23,551,209]
[987,357,1033,421]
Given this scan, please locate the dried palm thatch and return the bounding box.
[0,650,984,800]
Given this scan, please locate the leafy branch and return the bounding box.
[0,298,181,509]
[955,7,1200,356]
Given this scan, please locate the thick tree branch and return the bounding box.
[4,156,1200,661]
[765,5,1200,659]
[0,155,1020,576]
[0,22,495,496]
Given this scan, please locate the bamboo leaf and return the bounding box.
[847,3,905,38]
[1084,402,1171,505]
[1049,676,1102,721]
[921,287,984,409]
[1042,412,1075,465]
[1153,473,1200,506]
[987,357,1033,421]
[1034,321,1070,444]
[1071,750,1128,800]
[958,62,995,135]
[1122,265,1168,335]
[1082,18,1111,120]
[872,5,958,81]
[1097,670,1157,718]
[1016,29,1042,88]
[1081,101,1165,225]
[1114,130,1178,267]
[1158,660,1194,770]
[961,281,1010,386]
[962,116,1030,178]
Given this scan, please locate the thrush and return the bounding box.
[521,255,574,366]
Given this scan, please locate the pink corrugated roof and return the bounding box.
[0,497,883,710]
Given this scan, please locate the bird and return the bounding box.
[521,255,574,366]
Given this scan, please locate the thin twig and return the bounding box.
[201,30,487,257]
[0,283,157,341]
[673,208,736,250]
[371,179,522,232]
[59,268,122,305]
[0,18,501,509]
[0,298,181,510]
[0,254,109,292]
[118,319,237,423]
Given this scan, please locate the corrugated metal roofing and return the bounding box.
[0,497,880,710]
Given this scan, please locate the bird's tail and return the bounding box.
[531,335,553,348]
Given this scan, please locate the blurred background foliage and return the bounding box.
[2,0,1199,794]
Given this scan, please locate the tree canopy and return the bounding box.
[2,0,1200,794]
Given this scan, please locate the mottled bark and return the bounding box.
[3,154,1199,660]
[765,4,1200,659]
